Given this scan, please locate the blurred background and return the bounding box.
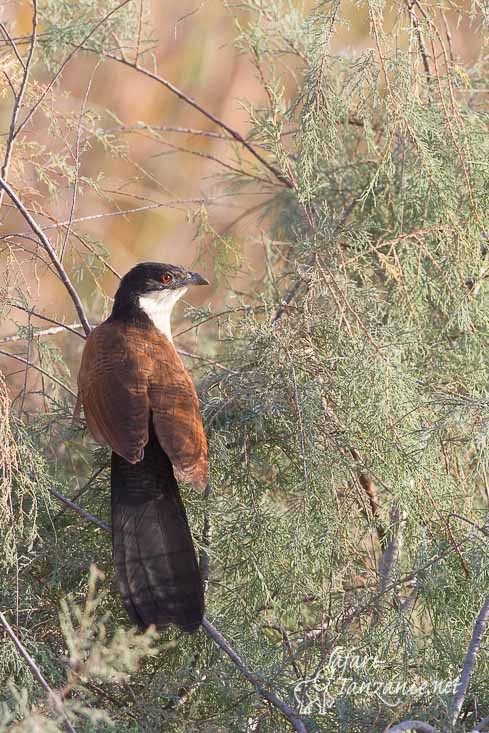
[0,0,484,383]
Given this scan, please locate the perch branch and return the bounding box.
[45,490,307,732]
[201,618,308,733]
[48,487,110,532]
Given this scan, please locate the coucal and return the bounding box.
[77,262,209,632]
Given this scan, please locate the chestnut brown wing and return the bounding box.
[78,322,208,488]
[147,336,208,490]
[77,322,150,464]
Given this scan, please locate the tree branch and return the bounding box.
[88,51,293,189]
[0,348,77,398]
[14,0,134,139]
[451,593,489,725]
[0,612,78,733]
[45,488,308,732]
[385,721,441,733]
[0,176,91,336]
[201,618,308,733]
[9,303,87,339]
[0,324,84,344]
[48,487,110,532]
[0,0,37,209]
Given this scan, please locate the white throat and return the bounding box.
[139,288,187,342]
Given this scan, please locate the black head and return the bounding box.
[111,262,208,321]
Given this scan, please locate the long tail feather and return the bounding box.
[111,422,203,632]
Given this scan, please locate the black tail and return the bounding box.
[111,422,204,632]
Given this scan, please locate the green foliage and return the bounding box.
[1,0,488,731]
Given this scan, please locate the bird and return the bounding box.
[76,262,209,633]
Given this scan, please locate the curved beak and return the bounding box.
[187,270,209,286]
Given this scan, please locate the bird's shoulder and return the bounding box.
[81,319,179,367]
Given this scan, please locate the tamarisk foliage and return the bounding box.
[0,0,488,731]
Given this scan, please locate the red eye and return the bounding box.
[162,273,173,284]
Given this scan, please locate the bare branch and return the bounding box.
[451,593,489,725]
[2,70,16,98]
[48,487,110,533]
[8,303,87,339]
[0,324,84,344]
[60,59,101,262]
[87,51,293,189]
[2,199,213,241]
[0,176,91,336]
[0,612,78,733]
[0,348,77,398]
[0,0,38,209]
[385,721,441,733]
[15,0,135,139]
[201,618,308,733]
[0,22,26,70]
[100,122,233,140]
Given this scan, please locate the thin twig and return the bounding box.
[0,176,91,335]
[14,0,134,139]
[0,323,84,344]
[60,59,101,262]
[8,303,87,339]
[199,483,213,592]
[0,612,78,733]
[271,200,357,324]
[102,122,232,140]
[87,51,293,189]
[177,349,235,372]
[54,466,107,520]
[270,252,314,324]
[0,22,26,69]
[2,71,17,99]
[405,0,431,88]
[150,138,277,187]
[450,593,489,725]
[1,198,212,240]
[0,0,37,209]
[0,349,77,398]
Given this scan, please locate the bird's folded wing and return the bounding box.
[148,338,208,490]
[77,322,150,464]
